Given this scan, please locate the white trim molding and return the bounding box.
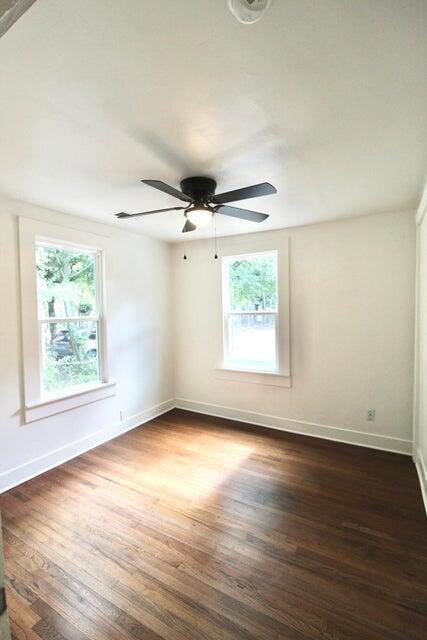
[414,449,427,516]
[215,367,291,387]
[415,180,427,226]
[0,399,174,494]
[25,380,117,423]
[414,180,427,515]
[175,398,412,455]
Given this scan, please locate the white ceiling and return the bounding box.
[0,0,426,242]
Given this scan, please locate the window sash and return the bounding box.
[226,310,277,316]
[36,245,102,320]
[39,316,99,323]
[224,310,279,372]
[223,250,278,314]
[35,243,105,397]
[38,318,101,395]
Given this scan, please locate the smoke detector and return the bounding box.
[228,0,273,24]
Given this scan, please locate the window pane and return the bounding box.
[36,245,97,318]
[228,253,277,312]
[227,314,277,371]
[41,321,99,393]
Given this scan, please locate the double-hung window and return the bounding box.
[19,217,114,422]
[36,242,102,395]
[222,251,278,372]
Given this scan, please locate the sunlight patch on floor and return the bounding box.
[133,434,254,501]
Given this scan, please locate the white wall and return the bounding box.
[0,195,174,491]
[0,202,417,493]
[173,210,415,454]
[414,188,427,512]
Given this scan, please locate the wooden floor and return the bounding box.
[1,410,426,640]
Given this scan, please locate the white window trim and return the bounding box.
[215,367,291,388]
[19,217,116,422]
[217,238,291,387]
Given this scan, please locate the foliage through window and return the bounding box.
[36,243,102,394]
[223,251,278,372]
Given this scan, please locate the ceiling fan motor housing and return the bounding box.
[180,177,217,203]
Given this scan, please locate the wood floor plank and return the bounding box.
[1,409,426,640]
[31,600,91,640]
[5,588,41,640]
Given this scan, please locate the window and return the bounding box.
[19,217,114,422]
[222,251,278,372]
[36,242,102,395]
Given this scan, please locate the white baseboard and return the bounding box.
[414,449,427,516]
[0,399,174,494]
[0,397,415,496]
[175,398,412,455]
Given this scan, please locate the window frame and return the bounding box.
[19,217,115,422]
[216,235,291,388]
[36,239,106,395]
[222,250,279,373]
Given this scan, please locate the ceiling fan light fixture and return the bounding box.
[186,206,213,228]
[115,176,276,229]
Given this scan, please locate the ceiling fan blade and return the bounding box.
[141,179,193,203]
[182,219,197,233]
[215,205,269,223]
[115,206,186,219]
[212,182,277,204]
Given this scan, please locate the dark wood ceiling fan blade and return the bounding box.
[182,219,197,233]
[141,179,193,203]
[212,182,277,204]
[115,206,186,219]
[215,205,269,222]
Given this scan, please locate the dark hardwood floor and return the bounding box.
[1,409,426,640]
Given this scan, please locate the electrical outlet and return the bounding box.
[367,409,375,422]
[120,410,127,422]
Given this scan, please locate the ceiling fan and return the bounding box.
[115,177,277,232]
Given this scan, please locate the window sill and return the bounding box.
[215,367,291,388]
[25,380,117,423]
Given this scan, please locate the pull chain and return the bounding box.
[214,217,218,260]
